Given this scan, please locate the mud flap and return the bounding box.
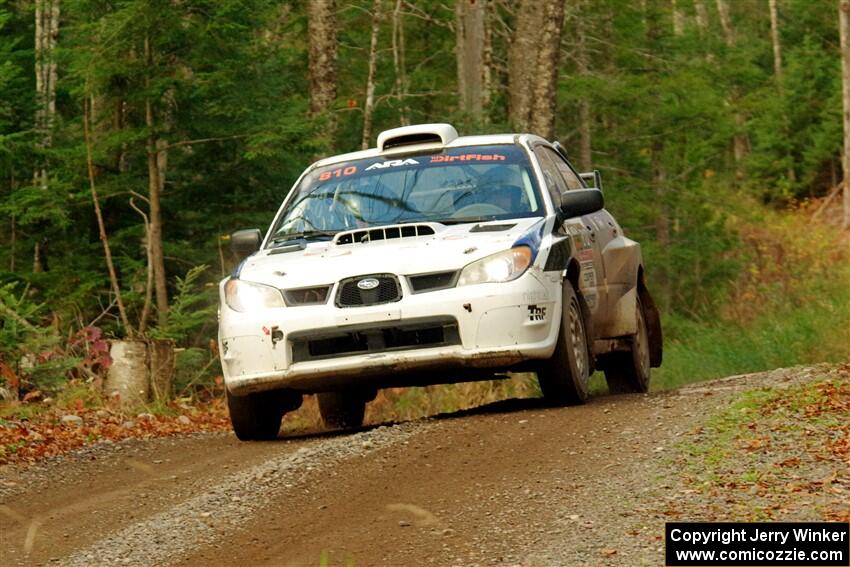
[576,292,596,374]
[638,282,663,367]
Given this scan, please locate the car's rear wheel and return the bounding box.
[226,389,302,441]
[603,298,651,394]
[537,281,591,405]
[318,391,367,429]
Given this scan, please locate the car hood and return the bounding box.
[236,217,544,289]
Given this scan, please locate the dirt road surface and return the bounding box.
[1,366,844,567]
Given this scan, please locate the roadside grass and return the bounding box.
[653,281,850,390]
[669,371,850,522]
[653,199,850,391]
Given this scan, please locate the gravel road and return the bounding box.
[1,365,844,567]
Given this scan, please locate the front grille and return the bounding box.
[283,285,331,306]
[408,271,458,293]
[336,274,402,307]
[290,317,460,363]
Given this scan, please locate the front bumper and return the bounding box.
[218,269,561,395]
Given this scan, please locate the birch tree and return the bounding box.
[671,0,685,36]
[361,0,382,149]
[694,0,709,33]
[33,0,59,190]
[769,0,783,84]
[716,0,748,166]
[33,0,60,273]
[391,0,409,125]
[770,0,796,182]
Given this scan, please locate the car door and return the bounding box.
[547,147,619,255]
[534,146,607,329]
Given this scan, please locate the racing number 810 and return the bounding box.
[319,166,357,181]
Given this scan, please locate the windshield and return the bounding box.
[269,144,542,243]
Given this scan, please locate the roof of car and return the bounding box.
[312,130,545,169]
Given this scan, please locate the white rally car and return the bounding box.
[219,124,662,440]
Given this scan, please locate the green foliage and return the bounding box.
[0,282,74,390]
[149,265,215,342]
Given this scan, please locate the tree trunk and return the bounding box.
[576,0,592,170]
[651,140,671,312]
[144,34,169,325]
[33,0,60,273]
[769,0,783,83]
[481,0,493,119]
[84,98,133,337]
[456,0,485,123]
[308,0,337,143]
[841,0,850,229]
[715,0,748,167]
[9,213,15,272]
[391,0,409,125]
[361,0,382,150]
[770,0,796,183]
[128,198,154,335]
[33,0,59,181]
[671,0,685,36]
[529,0,565,140]
[694,0,709,32]
[507,0,539,133]
[715,0,735,45]
[508,0,565,139]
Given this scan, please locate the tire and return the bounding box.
[226,389,301,441]
[318,391,367,429]
[537,281,591,406]
[604,298,651,394]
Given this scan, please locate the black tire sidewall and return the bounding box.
[226,390,283,441]
[630,298,651,391]
[561,283,590,401]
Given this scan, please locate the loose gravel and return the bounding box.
[60,421,433,567]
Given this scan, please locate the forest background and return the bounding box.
[1,0,848,412]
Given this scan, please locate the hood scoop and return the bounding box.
[334,223,439,246]
[469,223,516,233]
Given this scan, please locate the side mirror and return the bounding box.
[231,229,262,259]
[560,189,604,218]
[579,170,603,192]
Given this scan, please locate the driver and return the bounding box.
[480,166,526,214]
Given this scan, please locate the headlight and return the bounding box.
[457,246,533,286]
[224,279,285,312]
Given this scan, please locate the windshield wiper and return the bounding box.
[270,230,338,246]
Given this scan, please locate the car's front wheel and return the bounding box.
[603,298,651,394]
[317,391,367,429]
[537,281,591,405]
[226,389,302,441]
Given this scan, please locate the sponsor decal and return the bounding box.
[430,154,507,163]
[365,158,420,171]
[527,304,547,321]
[580,260,597,288]
[522,290,550,303]
[318,165,358,181]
